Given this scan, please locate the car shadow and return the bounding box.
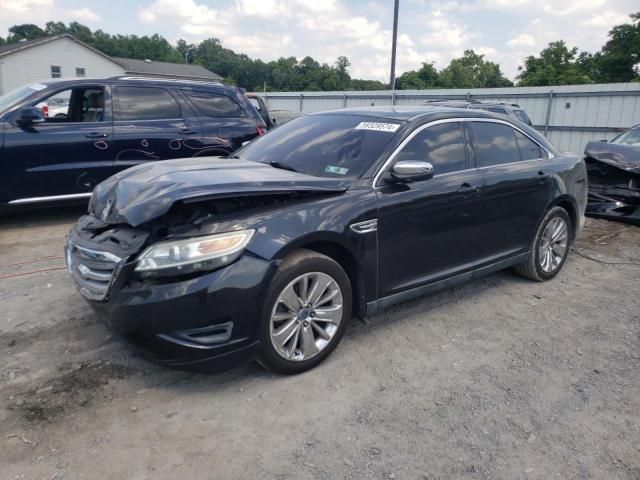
[0,204,87,230]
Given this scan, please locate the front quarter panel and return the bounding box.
[177,184,380,304]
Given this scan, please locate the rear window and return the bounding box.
[184,91,245,118]
[236,114,402,179]
[515,130,545,160]
[114,86,181,121]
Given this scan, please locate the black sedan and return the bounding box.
[66,106,588,374]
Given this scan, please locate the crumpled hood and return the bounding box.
[585,141,640,173]
[90,157,351,226]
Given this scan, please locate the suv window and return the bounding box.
[184,91,245,118]
[515,130,545,160]
[114,86,181,121]
[470,122,520,167]
[396,122,466,175]
[513,109,532,125]
[36,87,105,123]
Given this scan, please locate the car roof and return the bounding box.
[30,76,229,91]
[309,105,500,122]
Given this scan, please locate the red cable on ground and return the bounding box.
[0,255,64,269]
[0,266,66,280]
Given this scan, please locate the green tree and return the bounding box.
[516,41,592,86]
[440,50,513,88]
[6,24,45,42]
[591,12,640,82]
[396,62,440,89]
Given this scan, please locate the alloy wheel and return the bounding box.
[269,272,344,362]
[538,216,569,273]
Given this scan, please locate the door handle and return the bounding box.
[537,170,550,183]
[457,183,479,194]
[86,132,107,139]
[179,128,197,135]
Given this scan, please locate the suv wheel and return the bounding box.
[258,249,352,374]
[514,206,572,281]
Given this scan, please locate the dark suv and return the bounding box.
[423,99,533,126]
[67,106,587,374]
[0,77,265,207]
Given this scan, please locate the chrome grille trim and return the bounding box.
[66,242,124,301]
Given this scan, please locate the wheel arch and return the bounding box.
[274,233,366,319]
[547,195,579,240]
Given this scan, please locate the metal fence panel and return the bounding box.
[262,83,640,153]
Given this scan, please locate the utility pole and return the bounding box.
[389,0,399,90]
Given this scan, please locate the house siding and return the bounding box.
[0,37,124,95]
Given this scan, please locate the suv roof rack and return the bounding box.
[107,75,224,86]
[422,98,521,108]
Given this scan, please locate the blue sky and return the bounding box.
[1,0,637,80]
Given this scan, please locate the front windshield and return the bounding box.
[0,83,47,115]
[236,114,403,179]
[611,127,640,146]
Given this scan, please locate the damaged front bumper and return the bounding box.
[66,215,276,372]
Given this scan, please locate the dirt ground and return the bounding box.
[1,207,639,480]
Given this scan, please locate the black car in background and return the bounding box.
[423,99,533,126]
[0,77,265,208]
[584,125,640,225]
[66,106,587,374]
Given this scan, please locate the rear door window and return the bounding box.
[470,122,520,167]
[114,86,181,121]
[184,91,245,118]
[515,130,546,160]
[395,122,467,175]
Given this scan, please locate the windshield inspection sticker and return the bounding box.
[325,166,349,175]
[355,122,400,133]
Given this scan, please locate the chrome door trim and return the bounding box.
[8,192,92,205]
[373,117,555,188]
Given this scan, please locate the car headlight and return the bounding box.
[135,229,255,276]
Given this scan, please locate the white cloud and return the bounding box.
[0,0,52,14]
[507,33,536,48]
[581,10,629,27]
[67,7,100,22]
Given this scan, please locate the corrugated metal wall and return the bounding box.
[260,83,640,153]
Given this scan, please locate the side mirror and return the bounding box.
[391,160,434,182]
[17,107,45,126]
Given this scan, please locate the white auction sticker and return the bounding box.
[355,122,400,133]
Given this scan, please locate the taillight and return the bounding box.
[257,125,266,136]
[41,105,49,118]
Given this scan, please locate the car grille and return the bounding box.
[66,242,123,301]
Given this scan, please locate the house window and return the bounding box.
[76,68,86,77]
[50,66,61,78]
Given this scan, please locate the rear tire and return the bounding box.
[257,249,352,374]
[513,206,572,282]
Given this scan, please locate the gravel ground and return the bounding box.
[1,208,639,480]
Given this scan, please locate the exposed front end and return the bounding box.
[65,214,275,372]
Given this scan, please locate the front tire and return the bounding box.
[258,249,352,374]
[514,206,572,282]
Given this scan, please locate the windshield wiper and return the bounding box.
[226,154,240,159]
[269,161,298,173]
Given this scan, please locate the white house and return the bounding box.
[0,34,222,95]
